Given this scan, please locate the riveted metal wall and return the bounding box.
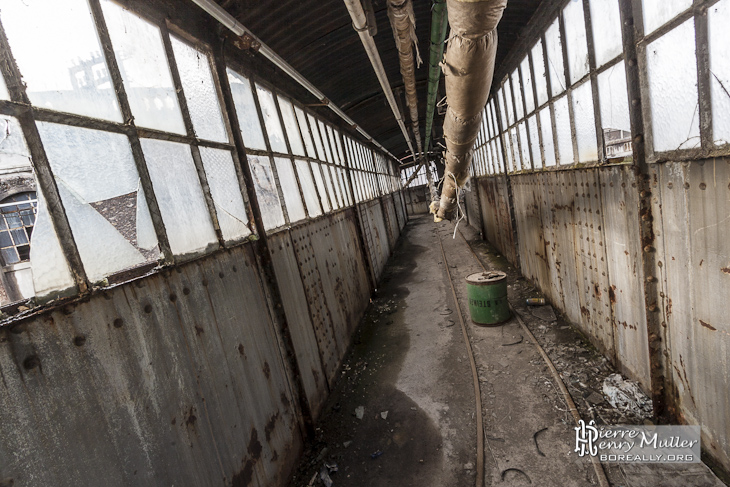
[404,185,429,215]
[477,175,518,266]
[393,190,408,231]
[652,158,730,468]
[358,199,392,281]
[382,194,400,250]
[464,186,483,234]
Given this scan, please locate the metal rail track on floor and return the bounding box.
[434,224,610,487]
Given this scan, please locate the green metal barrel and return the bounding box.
[466,271,510,326]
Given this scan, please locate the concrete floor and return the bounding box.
[289,215,725,487]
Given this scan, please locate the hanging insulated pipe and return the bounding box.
[434,0,507,221]
[343,0,416,158]
[387,0,439,201]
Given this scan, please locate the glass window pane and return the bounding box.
[334,130,345,166]
[504,79,515,125]
[521,56,535,114]
[274,157,306,223]
[329,165,344,207]
[540,107,556,167]
[518,122,531,168]
[310,162,330,212]
[709,1,730,147]
[199,147,251,243]
[279,98,305,156]
[510,127,521,171]
[589,0,623,67]
[572,81,598,162]
[512,70,524,120]
[598,61,633,158]
[39,122,159,282]
[1,247,19,266]
[642,0,693,36]
[528,115,541,169]
[0,116,32,171]
[503,131,514,172]
[327,126,340,164]
[256,85,287,153]
[309,114,326,161]
[295,106,316,158]
[141,138,218,255]
[170,36,227,143]
[646,19,700,151]
[101,0,185,134]
[498,89,508,128]
[247,155,285,230]
[318,121,334,163]
[1,0,122,122]
[338,168,352,206]
[532,41,549,107]
[495,139,505,173]
[554,96,574,164]
[323,165,339,209]
[545,18,567,96]
[227,69,267,150]
[563,0,589,84]
[0,74,9,100]
[295,159,321,218]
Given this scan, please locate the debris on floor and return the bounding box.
[354,406,364,420]
[530,304,557,323]
[602,373,653,415]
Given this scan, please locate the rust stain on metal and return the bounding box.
[699,320,717,331]
[264,412,280,441]
[721,266,730,274]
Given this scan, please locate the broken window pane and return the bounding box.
[528,115,541,169]
[279,97,305,156]
[572,81,598,162]
[563,0,589,84]
[274,157,306,223]
[295,106,316,158]
[512,70,524,120]
[38,122,159,282]
[310,161,331,212]
[554,96,574,164]
[295,159,321,218]
[521,56,535,114]
[1,0,121,122]
[170,36,227,143]
[504,79,515,125]
[646,19,700,151]
[101,0,185,134]
[540,107,556,167]
[247,154,285,230]
[227,69,267,151]
[642,0,693,36]
[0,116,32,171]
[256,84,287,153]
[199,147,251,243]
[709,1,730,146]
[598,61,633,159]
[532,41,549,107]
[309,114,326,161]
[589,0,623,67]
[545,18,567,96]
[141,138,218,255]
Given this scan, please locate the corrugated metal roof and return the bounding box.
[221,0,543,160]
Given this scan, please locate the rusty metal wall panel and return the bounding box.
[600,167,650,389]
[405,185,429,215]
[464,186,483,234]
[654,159,730,467]
[358,200,391,280]
[477,176,518,266]
[0,245,301,487]
[269,232,329,418]
[393,190,408,230]
[381,194,399,250]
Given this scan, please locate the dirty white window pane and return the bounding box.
[512,70,524,120]
[646,19,700,151]
[510,127,522,170]
[274,157,306,223]
[504,80,515,125]
[0,75,9,100]
[545,19,567,96]
[278,98,305,156]
[532,41,549,107]
[170,37,227,143]
[296,107,316,158]
[572,81,598,162]
[598,61,633,158]
[518,122,531,168]
[709,0,730,146]
[309,114,326,161]
[227,69,267,151]
[318,121,334,163]
[30,187,76,298]
[503,132,514,172]
[521,57,535,114]
[339,168,351,206]
[141,138,218,255]
[329,165,344,207]
[495,139,505,173]
[38,123,159,282]
[334,130,345,166]
[563,0,589,84]
[295,159,321,218]
[497,90,508,129]
[323,165,339,209]
[199,147,250,243]
[311,162,331,212]
[327,126,341,164]
[0,116,32,171]
[101,0,185,134]
[642,0,693,36]
[589,0,623,67]
[528,115,541,169]
[246,154,285,230]
[554,96,574,164]
[255,85,286,153]
[1,0,121,122]
[539,107,556,167]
